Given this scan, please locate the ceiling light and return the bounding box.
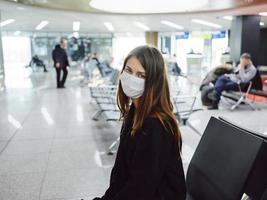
[223,16,233,21]
[35,20,49,30]
[259,12,267,16]
[260,22,265,26]
[104,22,115,31]
[161,20,184,30]
[73,21,80,31]
[90,0,208,14]
[192,19,222,28]
[0,19,15,27]
[134,22,150,31]
[14,31,21,36]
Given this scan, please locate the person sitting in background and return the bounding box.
[200,64,233,107]
[209,53,257,109]
[91,52,100,66]
[93,45,186,200]
[28,55,48,72]
[199,64,233,91]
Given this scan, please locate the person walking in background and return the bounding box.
[52,37,69,88]
[93,45,186,200]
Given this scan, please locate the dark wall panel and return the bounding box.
[230,15,260,66]
[241,15,261,66]
[259,28,267,66]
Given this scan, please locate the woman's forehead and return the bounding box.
[126,57,145,73]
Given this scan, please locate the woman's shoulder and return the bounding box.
[143,116,162,128]
[142,117,172,137]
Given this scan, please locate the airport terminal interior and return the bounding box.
[1,0,267,200]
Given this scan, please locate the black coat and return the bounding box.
[98,107,186,200]
[52,44,69,68]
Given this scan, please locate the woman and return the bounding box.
[93,45,186,200]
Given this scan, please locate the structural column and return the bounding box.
[145,32,158,47]
[0,11,5,89]
[230,15,261,66]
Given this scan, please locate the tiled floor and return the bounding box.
[3,66,264,199]
[0,68,113,200]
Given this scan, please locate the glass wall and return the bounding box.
[0,30,114,88]
[159,31,229,74]
[211,32,229,67]
[112,33,146,69]
[30,34,113,67]
[2,36,32,88]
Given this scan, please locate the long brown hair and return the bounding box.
[117,45,182,153]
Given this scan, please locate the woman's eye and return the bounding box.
[125,68,131,73]
[138,74,146,79]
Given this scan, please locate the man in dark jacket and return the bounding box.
[52,38,69,88]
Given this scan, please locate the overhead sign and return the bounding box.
[175,32,189,39]
[191,33,212,39]
[212,31,226,39]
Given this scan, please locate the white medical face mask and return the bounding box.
[120,71,145,99]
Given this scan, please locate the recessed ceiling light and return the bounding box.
[104,22,115,32]
[0,19,15,27]
[260,22,265,26]
[161,20,184,30]
[192,19,222,28]
[223,16,233,21]
[134,22,150,31]
[90,0,208,14]
[35,20,49,30]
[73,21,80,32]
[259,12,267,16]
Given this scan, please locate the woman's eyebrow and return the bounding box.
[126,65,145,74]
[125,65,132,70]
[137,71,146,74]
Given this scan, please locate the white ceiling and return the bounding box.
[0,0,267,33]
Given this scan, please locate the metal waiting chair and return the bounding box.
[89,69,121,121]
[222,70,263,111]
[230,81,255,111]
[89,85,119,121]
[173,95,201,125]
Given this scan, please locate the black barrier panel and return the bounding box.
[219,117,267,200]
[186,117,264,200]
